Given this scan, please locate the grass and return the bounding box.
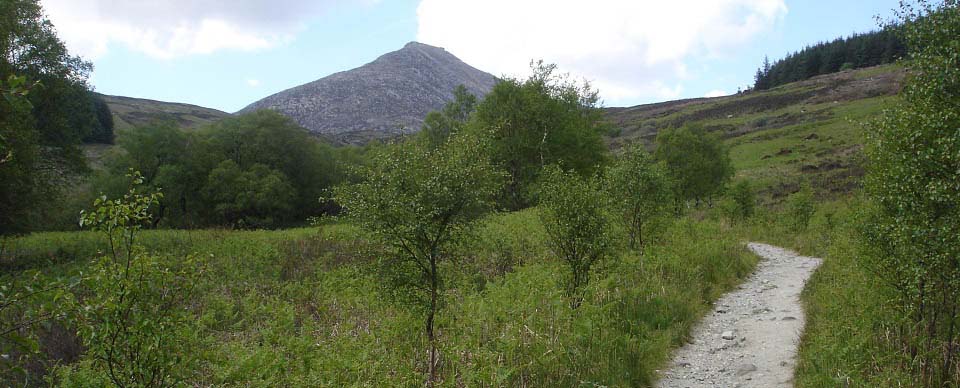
[2,209,759,386]
[737,197,925,386]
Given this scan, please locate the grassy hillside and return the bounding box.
[99,94,231,132]
[604,64,905,202]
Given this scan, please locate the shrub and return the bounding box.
[538,165,613,308]
[655,125,734,211]
[69,171,202,386]
[786,184,815,231]
[333,131,503,383]
[606,144,671,249]
[726,180,756,222]
[860,1,960,383]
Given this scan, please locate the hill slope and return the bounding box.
[241,42,497,144]
[100,94,230,132]
[604,65,906,201]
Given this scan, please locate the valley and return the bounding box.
[2,1,959,387]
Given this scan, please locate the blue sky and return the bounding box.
[41,0,901,113]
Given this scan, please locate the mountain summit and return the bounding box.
[240,42,497,144]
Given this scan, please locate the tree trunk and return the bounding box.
[943,297,958,384]
[637,219,644,248]
[425,254,439,386]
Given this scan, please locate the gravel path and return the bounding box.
[656,243,822,388]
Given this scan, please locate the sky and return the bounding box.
[39,0,902,113]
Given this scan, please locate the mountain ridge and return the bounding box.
[101,94,231,132]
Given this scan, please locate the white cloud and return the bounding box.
[246,78,262,87]
[39,0,365,60]
[704,89,728,98]
[416,0,786,106]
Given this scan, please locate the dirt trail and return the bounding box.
[657,243,822,388]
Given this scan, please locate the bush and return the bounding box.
[538,165,613,308]
[68,172,202,386]
[333,131,503,383]
[786,185,815,231]
[859,2,960,383]
[606,144,671,249]
[725,180,756,222]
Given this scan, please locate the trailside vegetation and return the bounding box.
[773,2,960,386]
[859,0,960,384]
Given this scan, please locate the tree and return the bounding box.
[473,61,608,210]
[861,1,960,384]
[83,93,114,144]
[203,161,297,228]
[200,110,337,223]
[333,131,503,383]
[1,0,96,157]
[97,121,191,226]
[753,28,907,90]
[538,165,613,308]
[654,125,733,212]
[420,84,477,149]
[99,111,340,228]
[0,74,41,234]
[606,144,671,249]
[0,0,99,233]
[785,184,814,231]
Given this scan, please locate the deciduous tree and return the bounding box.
[538,165,613,308]
[606,144,671,249]
[473,61,608,210]
[861,1,960,383]
[655,125,733,212]
[333,131,503,383]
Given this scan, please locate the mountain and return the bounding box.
[603,64,906,202]
[240,42,498,144]
[101,94,230,132]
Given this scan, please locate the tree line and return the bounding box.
[1,0,114,234]
[753,27,906,91]
[92,111,345,229]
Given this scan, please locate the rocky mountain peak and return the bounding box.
[240,41,497,145]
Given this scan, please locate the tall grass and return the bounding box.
[743,197,940,386]
[3,210,758,386]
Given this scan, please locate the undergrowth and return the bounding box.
[743,196,937,386]
[1,209,757,386]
